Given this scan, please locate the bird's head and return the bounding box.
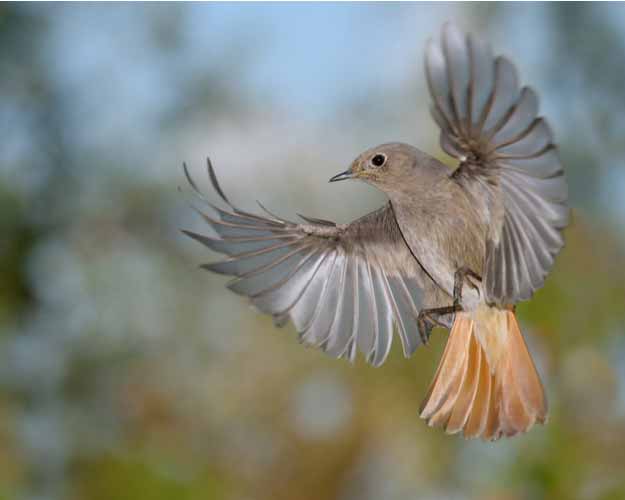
[330,142,435,192]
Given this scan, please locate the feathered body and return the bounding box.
[360,149,488,309]
[183,24,568,440]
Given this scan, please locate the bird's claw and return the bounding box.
[417,311,444,345]
[453,267,482,306]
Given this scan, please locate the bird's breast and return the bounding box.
[390,195,486,310]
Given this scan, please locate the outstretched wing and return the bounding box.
[425,23,569,304]
[182,161,450,367]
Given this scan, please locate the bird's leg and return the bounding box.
[417,268,482,344]
[417,304,462,344]
[453,267,482,307]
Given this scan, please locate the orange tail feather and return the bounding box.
[420,306,547,441]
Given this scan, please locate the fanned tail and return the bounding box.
[419,305,547,441]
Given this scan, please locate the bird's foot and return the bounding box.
[417,304,463,344]
[453,267,482,307]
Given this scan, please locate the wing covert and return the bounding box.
[183,161,448,366]
[425,23,569,304]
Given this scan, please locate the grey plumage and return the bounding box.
[425,23,568,304]
[183,23,568,369]
[184,161,450,367]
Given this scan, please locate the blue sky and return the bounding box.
[8,3,625,225]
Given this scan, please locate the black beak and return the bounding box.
[329,168,353,183]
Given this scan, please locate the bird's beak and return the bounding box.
[329,168,354,183]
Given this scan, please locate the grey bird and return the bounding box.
[183,24,568,441]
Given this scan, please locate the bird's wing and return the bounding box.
[425,23,569,304]
[183,161,449,366]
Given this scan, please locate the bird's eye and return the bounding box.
[371,154,386,167]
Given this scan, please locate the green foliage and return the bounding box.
[73,454,229,500]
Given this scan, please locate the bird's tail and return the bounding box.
[419,305,547,440]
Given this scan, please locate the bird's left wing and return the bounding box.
[183,161,448,366]
[424,23,569,305]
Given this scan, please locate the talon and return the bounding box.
[466,270,482,292]
[468,279,480,292]
[417,312,434,345]
[453,267,482,305]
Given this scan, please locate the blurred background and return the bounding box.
[1,3,625,500]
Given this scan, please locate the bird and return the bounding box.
[182,23,569,441]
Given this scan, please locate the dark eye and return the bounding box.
[371,154,386,167]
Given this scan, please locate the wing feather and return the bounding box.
[324,257,356,358]
[370,265,395,366]
[425,24,569,304]
[356,259,377,362]
[183,163,449,365]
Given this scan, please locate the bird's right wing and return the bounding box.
[183,162,449,366]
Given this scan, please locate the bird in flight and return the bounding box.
[183,23,568,441]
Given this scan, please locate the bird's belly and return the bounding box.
[395,211,484,311]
